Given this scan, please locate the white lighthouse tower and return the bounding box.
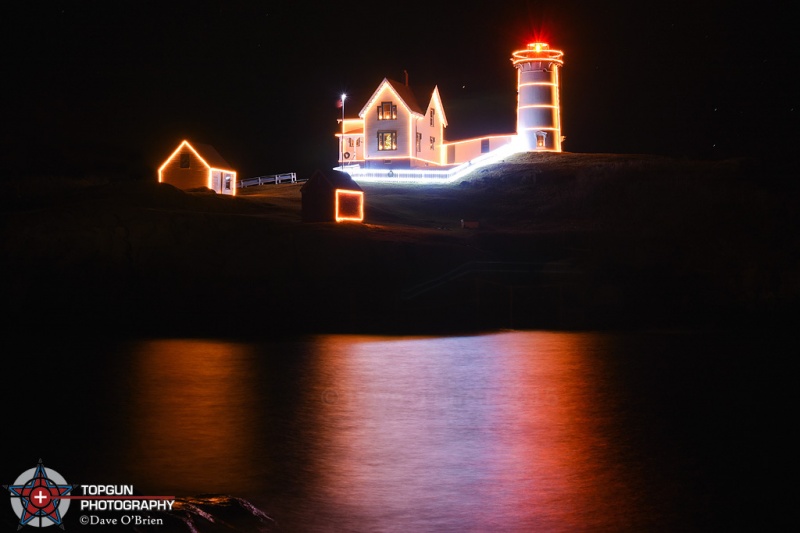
[511,42,564,152]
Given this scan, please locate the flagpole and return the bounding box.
[340,93,346,171]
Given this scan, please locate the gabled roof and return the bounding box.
[428,86,448,128]
[358,78,425,118]
[190,142,234,171]
[163,140,235,172]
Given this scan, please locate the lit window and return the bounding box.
[416,132,422,152]
[378,101,397,120]
[224,175,231,190]
[430,109,434,127]
[378,131,397,151]
[180,153,190,168]
[536,131,547,148]
[429,136,435,150]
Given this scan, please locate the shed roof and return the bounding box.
[337,126,364,135]
[301,169,363,193]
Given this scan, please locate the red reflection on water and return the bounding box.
[485,332,636,531]
[121,339,262,495]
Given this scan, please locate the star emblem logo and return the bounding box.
[4,459,76,529]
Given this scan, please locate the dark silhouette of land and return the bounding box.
[2,152,797,337]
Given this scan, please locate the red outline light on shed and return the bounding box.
[334,189,365,222]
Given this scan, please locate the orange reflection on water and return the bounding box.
[122,339,262,495]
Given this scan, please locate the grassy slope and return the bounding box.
[359,152,799,330]
[2,152,797,336]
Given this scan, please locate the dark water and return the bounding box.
[2,331,792,531]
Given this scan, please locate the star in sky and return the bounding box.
[4,460,76,529]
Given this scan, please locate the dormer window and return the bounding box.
[378,102,397,120]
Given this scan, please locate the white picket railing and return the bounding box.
[238,173,297,188]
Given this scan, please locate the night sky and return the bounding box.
[2,1,796,180]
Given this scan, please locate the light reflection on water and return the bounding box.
[305,333,637,532]
[115,333,646,531]
[120,339,265,496]
[8,331,786,530]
